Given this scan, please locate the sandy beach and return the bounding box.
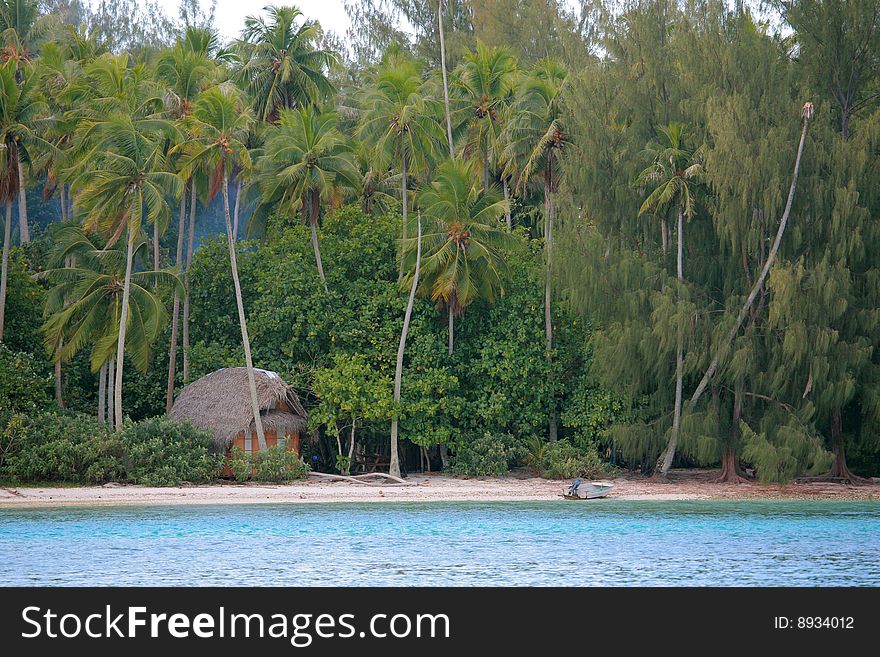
[1,470,878,507]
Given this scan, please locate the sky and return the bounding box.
[153,0,353,40]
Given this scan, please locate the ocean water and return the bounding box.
[1,500,878,586]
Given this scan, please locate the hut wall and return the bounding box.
[221,430,302,477]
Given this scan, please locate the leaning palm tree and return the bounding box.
[39,224,179,422]
[403,159,512,355]
[176,83,268,451]
[67,113,180,430]
[254,106,360,290]
[0,58,49,340]
[503,58,568,441]
[357,53,443,277]
[454,41,517,191]
[234,5,337,122]
[637,122,703,479]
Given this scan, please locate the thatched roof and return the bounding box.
[170,367,308,450]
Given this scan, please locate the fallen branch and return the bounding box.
[307,471,410,486]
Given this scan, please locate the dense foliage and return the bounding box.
[1,0,879,486]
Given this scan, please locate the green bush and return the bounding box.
[121,417,222,486]
[0,345,52,426]
[449,433,523,477]
[1,411,126,483]
[524,437,607,480]
[227,444,310,483]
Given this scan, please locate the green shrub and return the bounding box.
[0,345,52,426]
[226,444,310,483]
[1,411,125,483]
[122,417,222,486]
[449,433,523,477]
[524,437,607,480]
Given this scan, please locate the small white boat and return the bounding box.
[561,479,614,500]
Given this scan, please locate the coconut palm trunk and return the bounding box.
[544,166,558,442]
[656,203,686,477]
[54,343,63,407]
[308,190,328,291]
[107,356,115,423]
[399,145,408,280]
[182,181,196,382]
[232,179,242,242]
[438,1,454,159]
[152,218,160,270]
[448,303,454,355]
[113,218,136,431]
[503,178,512,230]
[688,105,813,411]
[222,171,267,452]
[60,185,67,222]
[17,159,28,244]
[97,361,107,422]
[391,214,422,479]
[0,201,10,341]
[165,186,187,413]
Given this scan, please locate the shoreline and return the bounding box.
[1,470,878,508]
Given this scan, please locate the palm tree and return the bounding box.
[455,41,517,191]
[404,159,511,355]
[255,106,360,290]
[177,83,268,451]
[503,58,568,441]
[39,224,179,421]
[437,0,454,158]
[390,212,422,479]
[235,5,337,122]
[637,122,703,478]
[357,53,443,277]
[0,0,48,244]
[0,58,48,340]
[157,33,219,411]
[68,114,180,431]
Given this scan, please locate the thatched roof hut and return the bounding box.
[170,367,308,453]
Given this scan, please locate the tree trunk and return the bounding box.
[165,185,187,413]
[182,181,196,383]
[113,219,136,431]
[152,217,160,270]
[390,213,422,479]
[829,406,863,483]
[60,185,67,223]
[347,419,356,474]
[483,147,490,191]
[107,357,115,425]
[544,176,558,442]
[448,304,454,356]
[399,146,408,280]
[438,0,454,160]
[97,361,107,423]
[54,345,63,408]
[655,204,685,477]
[223,171,267,452]
[713,385,748,483]
[503,178,512,230]
[309,190,328,292]
[0,201,10,341]
[17,158,28,244]
[661,217,668,256]
[689,107,813,411]
[232,178,242,242]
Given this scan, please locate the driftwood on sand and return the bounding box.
[307,472,410,486]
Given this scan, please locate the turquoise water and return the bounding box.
[1,501,878,586]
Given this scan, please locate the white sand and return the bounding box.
[1,471,876,507]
